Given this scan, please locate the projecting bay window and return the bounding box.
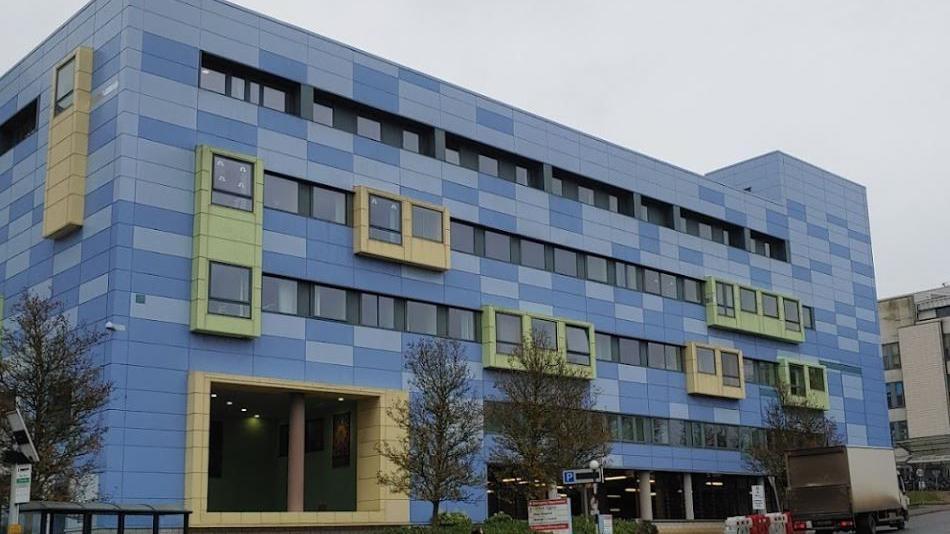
[716,282,735,317]
[739,287,757,313]
[566,326,591,365]
[762,293,780,319]
[412,205,443,242]
[807,366,825,392]
[208,263,252,318]
[697,347,716,375]
[531,318,557,349]
[368,195,402,244]
[784,299,801,331]
[212,155,254,211]
[721,351,741,387]
[495,313,522,355]
[788,364,806,397]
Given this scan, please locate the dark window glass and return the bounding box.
[360,294,378,327]
[445,148,460,165]
[515,166,529,186]
[587,256,608,283]
[0,100,37,155]
[56,58,77,114]
[550,177,563,196]
[566,326,590,365]
[740,288,757,313]
[212,156,254,211]
[262,276,297,314]
[484,231,511,262]
[886,381,905,409]
[704,423,717,448]
[200,67,226,94]
[697,347,716,375]
[448,308,476,341]
[369,195,402,244]
[264,174,298,213]
[660,273,678,299]
[313,101,333,126]
[653,419,669,445]
[403,131,420,153]
[619,338,642,366]
[554,248,577,277]
[356,116,381,141]
[478,154,499,176]
[643,269,661,295]
[209,263,251,318]
[496,313,522,354]
[378,296,395,329]
[890,421,908,442]
[788,364,806,396]
[744,360,755,385]
[531,318,558,349]
[406,301,438,335]
[596,333,615,362]
[578,186,595,205]
[722,351,741,387]
[808,366,825,392]
[758,361,777,387]
[802,305,815,329]
[716,282,735,317]
[313,285,347,321]
[623,416,647,442]
[647,342,665,369]
[669,419,688,447]
[882,343,901,370]
[412,205,443,242]
[665,345,681,371]
[520,240,546,269]
[313,185,347,224]
[451,221,475,254]
[761,294,779,318]
[262,86,286,111]
[683,279,702,304]
[784,299,801,331]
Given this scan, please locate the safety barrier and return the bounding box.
[723,516,752,534]
[723,513,793,534]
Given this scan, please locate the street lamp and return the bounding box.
[588,459,603,520]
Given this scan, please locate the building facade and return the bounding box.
[0,0,888,528]
[879,286,950,489]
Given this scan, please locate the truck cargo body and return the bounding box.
[786,446,908,533]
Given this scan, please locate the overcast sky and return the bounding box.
[2,1,948,298]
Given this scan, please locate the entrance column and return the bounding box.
[287,392,305,512]
[683,473,694,520]
[638,470,653,520]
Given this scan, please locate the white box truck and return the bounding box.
[786,446,909,533]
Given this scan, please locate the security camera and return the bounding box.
[105,321,126,332]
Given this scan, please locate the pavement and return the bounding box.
[896,505,950,532]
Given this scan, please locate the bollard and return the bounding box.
[724,515,753,534]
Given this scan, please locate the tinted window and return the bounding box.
[716,282,735,317]
[209,263,251,318]
[722,351,741,387]
[484,231,511,262]
[643,269,661,295]
[520,240,546,269]
[531,318,558,348]
[578,186,595,205]
[264,174,298,212]
[740,288,757,313]
[262,276,297,314]
[619,338,642,366]
[683,279,702,304]
[802,305,815,329]
[653,419,669,445]
[448,308,476,341]
[478,154,499,176]
[369,195,402,244]
[212,156,254,211]
[665,345,681,371]
[669,419,688,447]
[412,205,443,242]
[496,313,522,354]
[357,116,382,141]
[406,301,437,335]
[566,326,590,365]
[360,294,378,327]
[784,299,801,331]
[554,248,577,277]
[200,67,226,94]
[550,177,563,196]
[587,256,608,283]
[515,166,529,186]
[596,333,615,362]
[625,265,639,290]
[788,364,806,396]
[403,131,420,153]
[313,101,333,126]
[230,77,246,100]
[55,58,76,114]
[762,294,779,318]
[808,367,825,392]
[313,186,347,224]
[697,347,716,375]
[647,343,665,369]
[313,285,347,321]
[445,148,460,165]
[660,273,678,299]
[262,86,286,111]
[451,221,475,254]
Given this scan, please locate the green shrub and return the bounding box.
[482,512,530,534]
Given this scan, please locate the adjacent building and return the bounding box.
[879,286,950,488]
[0,0,888,528]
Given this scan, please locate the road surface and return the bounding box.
[897,506,950,532]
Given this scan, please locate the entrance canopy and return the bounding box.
[19,502,190,534]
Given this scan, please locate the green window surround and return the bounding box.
[704,277,805,343]
[777,357,829,410]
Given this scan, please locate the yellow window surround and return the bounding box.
[684,342,746,400]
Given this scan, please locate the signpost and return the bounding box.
[528,498,572,534]
[751,484,766,512]
[561,468,602,485]
[5,404,39,534]
[13,465,31,504]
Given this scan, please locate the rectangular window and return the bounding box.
[55,58,76,114]
[762,294,780,318]
[369,195,402,244]
[451,221,475,254]
[623,416,647,443]
[758,361,778,387]
[554,248,577,277]
[313,101,333,126]
[407,301,438,335]
[445,147,460,165]
[808,366,825,392]
[652,419,669,445]
[882,343,901,370]
[496,313,522,354]
[647,342,665,369]
[578,186,595,205]
[605,415,622,441]
[403,130,420,153]
[200,67,226,94]
[515,166,529,186]
[313,185,348,224]
[550,177,563,196]
[716,282,735,317]
[665,345,681,371]
[531,318,558,349]
[566,326,591,365]
[448,308,476,341]
[784,299,801,331]
[262,276,297,314]
[721,351,741,387]
[739,288,757,313]
[744,360,755,385]
[262,86,287,112]
[313,285,347,321]
[788,364,806,396]
[890,421,908,443]
[484,231,511,262]
[230,76,246,100]
[660,273,678,299]
[356,116,382,141]
[586,256,608,283]
[264,174,299,213]
[212,155,254,211]
[886,382,905,409]
[596,333,615,362]
[478,154,499,176]
[209,262,251,318]
[520,239,547,270]
[361,295,396,329]
[619,338,642,366]
[625,265,639,291]
[669,419,688,447]
[697,347,716,375]
[802,305,815,329]
[642,269,661,295]
[0,100,37,155]
[683,279,702,304]
[412,205,443,242]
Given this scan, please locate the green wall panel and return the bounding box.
[704,277,805,344]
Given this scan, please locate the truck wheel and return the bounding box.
[856,514,877,534]
[896,517,906,530]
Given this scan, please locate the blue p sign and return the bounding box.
[563,471,576,484]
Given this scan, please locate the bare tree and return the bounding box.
[744,385,841,506]
[377,338,483,527]
[0,293,112,501]
[487,331,610,499]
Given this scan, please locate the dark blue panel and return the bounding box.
[138,117,197,150]
[353,136,399,166]
[259,50,307,83]
[141,53,197,85]
[258,106,308,138]
[810,259,832,275]
[197,111,257,147]
[750,267,771,287]
[807,223,829,240]
[88,117,117,154]
[678,246,703,266]
[398,68,440,92]
[476,107,514,136]
[829,242,851,259]
[354,64,399,95]
[143,32,199,68]
[307,142,353,171]
[353,82,398,113]
[698,185,724,206]
[791,265,811,281]
[826,213,848,228]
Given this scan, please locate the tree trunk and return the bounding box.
[430,500,440,528]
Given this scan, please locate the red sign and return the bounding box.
[528,498,572,533]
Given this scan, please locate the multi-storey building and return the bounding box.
[0,0,888,528]
[879,286,950,488]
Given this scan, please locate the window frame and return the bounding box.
[411,204,444,243]
[761,293,780,318]
[368,194,403,244]
[54,57,76,115]
[739,287,757,313]
[208,262,252,319]
[721,350,741,387]
[716,282,735,317]
[696,347,717,375]
[211,155,255,211]
[495,312,523,355]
